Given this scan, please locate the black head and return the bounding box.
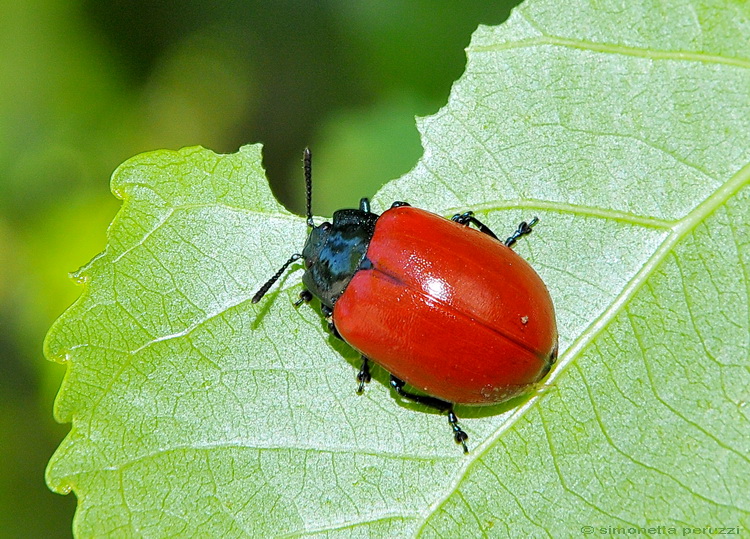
[252,149,377,308]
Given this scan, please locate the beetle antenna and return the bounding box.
[252,254,303,303]
[304,148,314,228]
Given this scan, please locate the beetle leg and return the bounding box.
[356,356,372,394]
[389,375,469,453]
[359,198,371,212]
[504,217,539,248]
[447,410,469,454]
[293,289,313,307]
[324,313,342,339]
[320,305,344,340]
[451,211,499,240]
[327,321,342,340]
[390,201,411,208]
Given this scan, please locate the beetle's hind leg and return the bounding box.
[389,375,469,453]
[447,410,469,454]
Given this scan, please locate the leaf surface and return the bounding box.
[46,0,750,535]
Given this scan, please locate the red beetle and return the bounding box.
[253,149,558,452]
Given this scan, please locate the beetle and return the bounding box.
[253,148,558,453]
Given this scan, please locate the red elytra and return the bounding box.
[333,206,557,405]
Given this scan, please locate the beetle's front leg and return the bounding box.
[296,289,342,339]
[293,289,313,307]
[320,304,343,340]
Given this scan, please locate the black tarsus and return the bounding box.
[359,198,371,213]
[252,254,302,303]
[389,375,469,454]
[504,216,539,248]
[304,148,314,228]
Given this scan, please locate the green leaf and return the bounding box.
[46,0,750,536]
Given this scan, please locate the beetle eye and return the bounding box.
[320,222,332,230]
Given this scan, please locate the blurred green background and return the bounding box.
[0,1,520,536]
